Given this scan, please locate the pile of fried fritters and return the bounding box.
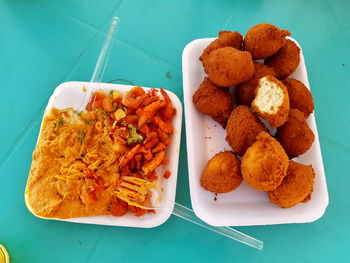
[193,23,316,208]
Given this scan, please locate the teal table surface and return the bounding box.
[1,0,349,262]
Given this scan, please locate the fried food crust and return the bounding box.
[235,62,276,106]
[268,161,315,208]
[282,78,314,118]
[243,23,291,59]
[200,151,242,193]
[193,77,233,127]
[276,109,315,158]
[265,39,300,79]
[241,131,289,191]
[204,47,254,87]
[200,31,243,64]
[226,105,266,156]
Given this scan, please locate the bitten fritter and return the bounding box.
[241,131,289,191]
[282,78,314,118]
[200,31,243,64]
[235,62,276,106]
[268,161,315,208]
[252,75,290,128]
[193,77,233,127]
[265,39,300,79]
[276,109,315,159]
[226,105,266,156]
[243,23,291,59]
[204,47,254,87]
[200,151,242,193]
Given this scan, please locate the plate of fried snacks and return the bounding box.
[25,81,182,228]
[183,23,329,226]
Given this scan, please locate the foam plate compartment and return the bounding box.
[182,38,328,226]
[26,81,182,228]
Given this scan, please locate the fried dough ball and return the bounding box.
[265,39,300,79]
[200,31,243,64]
[282,78,314,118]
[243,23,291,59]
[235,62,276,105]
[226,105,266,156]
[252,75,290,128]
[193,77,233,127]
[276,109,315,159]
[200,151,242,193]
[241,131,289,191]
[204,47,254,87]
[268,161,315,208]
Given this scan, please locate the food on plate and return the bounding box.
[199,31,243,64]
[192,77,233,127]
[200,151,242,193]
[235,62,277,106]
[282,78,314,118]
[252,75,290,128]
[276,109,315,159]
[265,39,300,79]
[241,131,289,191]
[225,105,266,156]
[268,161,315,208]
[203,47,254,87]
[25,87,176,219]
[192,25,321,211]
[243,23,291,60]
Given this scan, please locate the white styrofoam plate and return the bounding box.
[182,38,329,226]
[26,81,182,228]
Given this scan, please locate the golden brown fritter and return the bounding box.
[193,77,233,127]
[268,161,315,208]
[282,78,314,118]
[243,23,291,59]
[200,31,243,64]
[276,109,315,159]
[204,47,254,87]
[241,131,289,191]
[252,75,290,128]
[265,39,300,79]
[200,151,242,193]
[226,105,266,156]
[235,62,276,106]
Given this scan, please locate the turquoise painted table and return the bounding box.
[1,0,349,262]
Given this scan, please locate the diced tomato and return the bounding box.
[161,157,169,165]
[93,100,104,110]
[163,170,171,179]
[123,115,138,125]
[86,99,104,111]
[110,197,128,216]
[93,91,107,101]
[102,97,113,112]
[86,91,106,111]
[128,205,147,217]
[135,207,148,217]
